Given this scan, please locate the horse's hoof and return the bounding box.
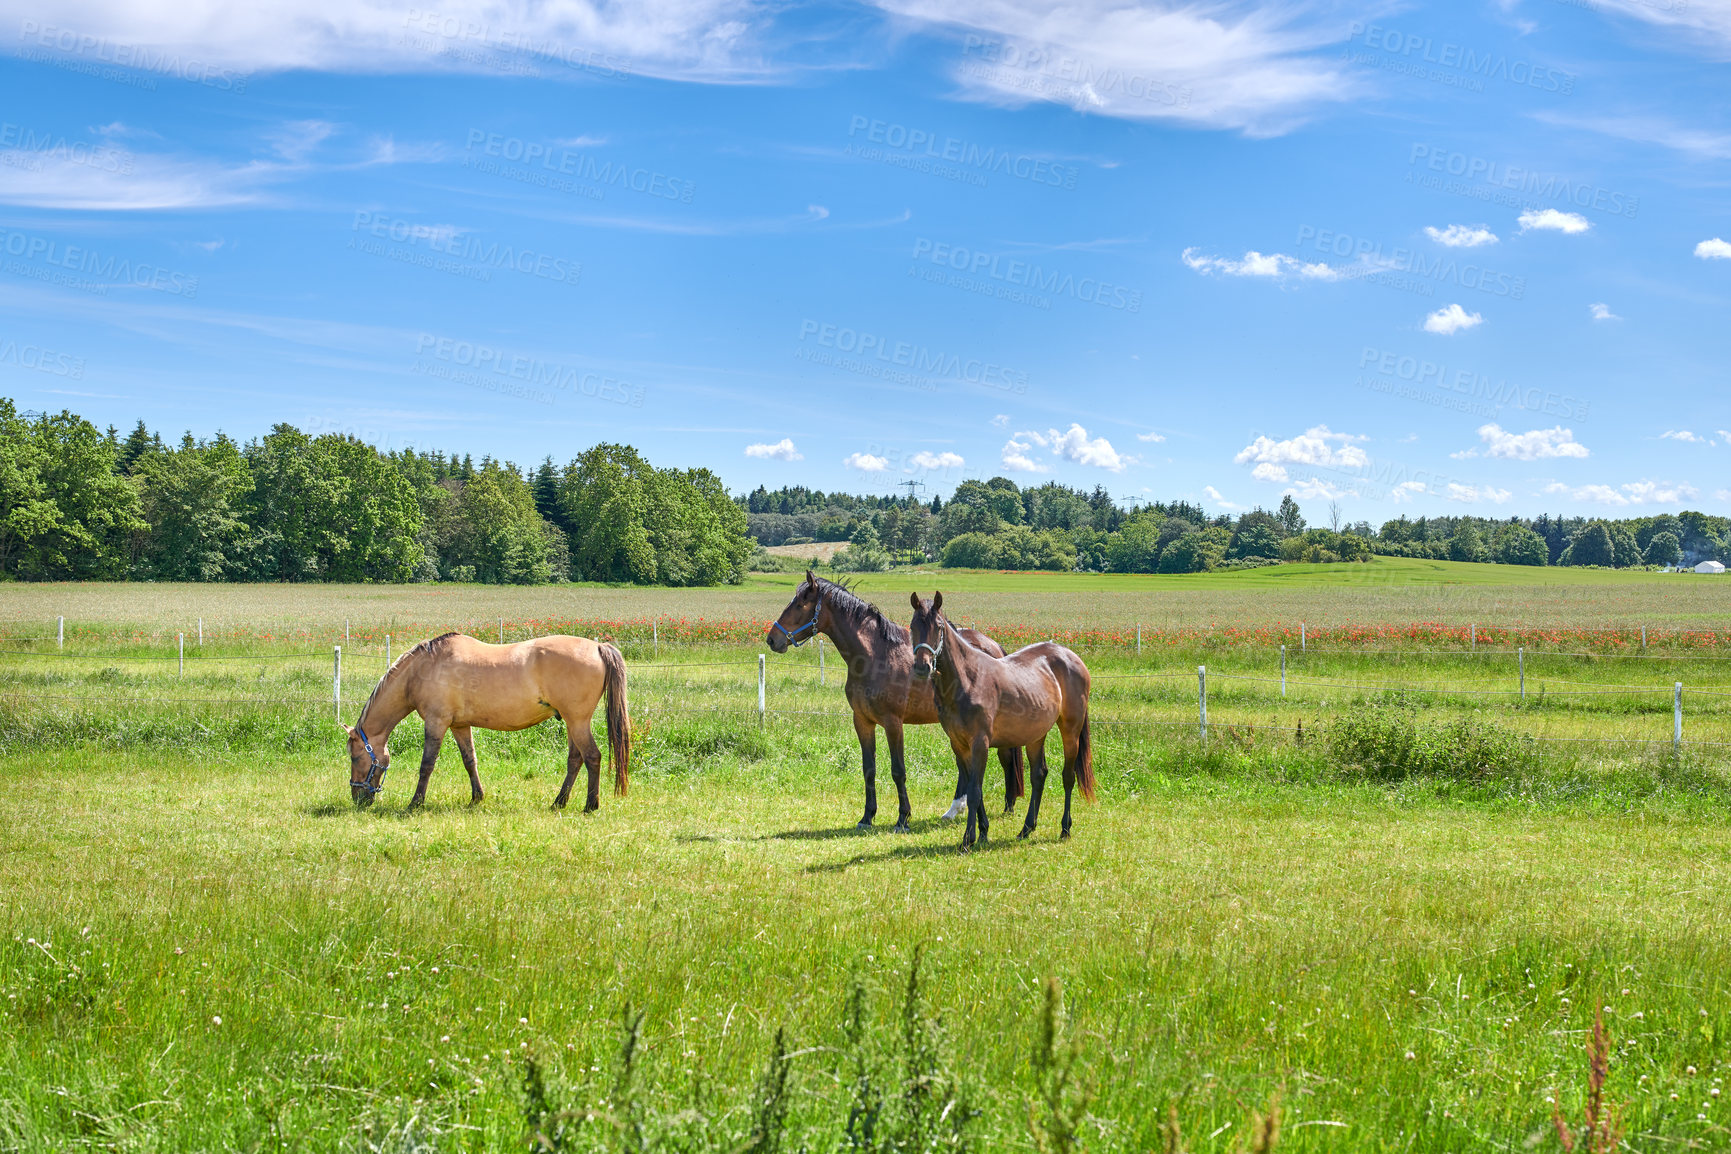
[939,800,966,820]
[1060,829,1071,840]
[1018,828,1033,839]
[892,821,911,833]
[856,819,873,830]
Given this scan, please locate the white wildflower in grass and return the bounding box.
[519,1017,528,1025]
[211,1016,221,1025]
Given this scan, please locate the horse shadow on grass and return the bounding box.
[677,817,953,846]
[803,834,1046,874]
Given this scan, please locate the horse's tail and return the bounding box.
[1073,659,1096,802]
[600,642,631,796]
[1076,711,1096,802]
[1005,745,1026,799]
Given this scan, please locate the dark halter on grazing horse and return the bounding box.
[353,724,388,795]
[772,584,823,647]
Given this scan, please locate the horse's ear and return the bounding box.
[909,591,923,613]
[806,569,817,589]
[337,722,354,737]
[932,590,944,615]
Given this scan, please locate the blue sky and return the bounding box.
[0,0,1727,521]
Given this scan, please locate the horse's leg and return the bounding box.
[1059,724,1078,840]
[411,721,448,810]
[962,736,989,849]
[452,726,483,804]
[884,716,912,832]
[1019,738,1050,839]
[999,747,1022,816]
[942,759,968,821]
[853,712,878,829]
[580,728,603,812]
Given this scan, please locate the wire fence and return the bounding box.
[5,618,1731,755]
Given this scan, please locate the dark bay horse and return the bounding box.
[909,592,1094,849]
[342,632,630,811]
[766,573,1023,831]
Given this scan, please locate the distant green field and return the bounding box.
[0,557,1726,637]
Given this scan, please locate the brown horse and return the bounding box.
[908,592,1094,849]
[342,632,630,811]
[766,573,1023,831]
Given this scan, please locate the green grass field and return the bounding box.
[3,568,1731,1151]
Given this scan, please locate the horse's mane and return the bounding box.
[358,632,458,723]
[813,576,905,645]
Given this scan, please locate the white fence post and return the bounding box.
[1198,665,1207,741]
[499,618,505,644]
[1300,622,1306,653]
[197,617,203,646]
[818,637,825,686]
[1280,644,1286,698]
[335,646,343,718]
[178,633,184,677]
[1641,627,1647,650]
[1470,623,1476,650]
[1519,647,1525,703]
[1674,682,1682,751]
[758,654,766,728]
[653,618,659,659]
[1136,624,1142,656]
[345,618,350,645]
[57,616,63,650]
[385,634,391,666]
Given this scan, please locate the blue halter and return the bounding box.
[772,585,823,647]
[352,723,388,795]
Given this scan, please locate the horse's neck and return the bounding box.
[934,619,976,697]
[358,661,414,740]
[820,601,877,663]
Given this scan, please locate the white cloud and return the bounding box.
[1589,302,1621,322]
[1543,480,1699,507]
[843,452,889,472]
[1284,478,1352,501]
[1660,430,1705,443]
[1425,224,1498,248]
[879,0,1368,134]
[1136,430,1166,442]
[0,0,774,82]
[1181,247,1339,280]
[1518,208,1591,234]
[1000,437,1046,473]
[744,438,801,461]
[1696,238,1731,260]
[1445,483,1512,504]
[1423,303,1483,335]
[1203,485,1239,510]
[1233,426,1368,477]
[1391,481,1427,503]
[990,414,1009,428]
[908,450,964,470]
[1461,423,1589,461]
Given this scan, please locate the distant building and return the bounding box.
[1695,560,1726,574]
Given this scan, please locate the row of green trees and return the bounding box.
[758,475,1729,574]
[0,401,748,584]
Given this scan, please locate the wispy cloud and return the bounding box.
[1543,479,1699,507]
[1445,483,1512,504]
[1424,303,1483,335]
[1203,484,1239,510]
[1181,247,1339,280]
[1696,238,1731,260]
[843,451,889,472]
[1589,302,1621,322]
[1235,425,1367,483]
[1425,224,1498,248]
[744,438,802,461]
[1518,208,1591,234]
[1453,423,1588,461]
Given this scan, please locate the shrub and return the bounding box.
[1329,706,1536,782]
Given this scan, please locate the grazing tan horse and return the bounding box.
[908,592,1094,849]
[342,632,630,811]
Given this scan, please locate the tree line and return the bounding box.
[0,400,748,584]
[748,477,1727,574]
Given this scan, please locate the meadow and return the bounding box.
[3,562,1730,1151]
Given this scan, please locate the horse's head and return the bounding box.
[908,590,946,681]
[341,722,392,807]
[766,570,826,654]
